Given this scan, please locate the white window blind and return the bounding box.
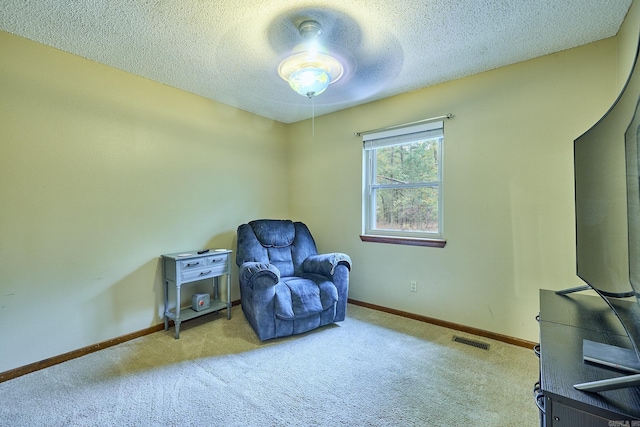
[362,121,444,150]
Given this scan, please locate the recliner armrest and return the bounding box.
[303,253,352,277]
[239,262,280,289]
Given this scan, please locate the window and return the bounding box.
[362,120,445,246]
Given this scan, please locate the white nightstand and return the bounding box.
[161,249,232,339]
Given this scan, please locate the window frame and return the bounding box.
[361,120,446,247]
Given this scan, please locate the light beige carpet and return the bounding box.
[0,304,539,426]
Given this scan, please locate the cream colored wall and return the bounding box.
[0,31,289,373]
[287,38,619,343]
[1,8,635,374]
[617,0,640,90]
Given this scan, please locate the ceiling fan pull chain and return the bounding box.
[311,94,315,136]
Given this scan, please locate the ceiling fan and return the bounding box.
[277,20,344,99]
[267,8,404,107]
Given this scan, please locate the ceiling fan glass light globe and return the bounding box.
[278,52,344,97]
[278,53,343,80]
[288,67,331,97]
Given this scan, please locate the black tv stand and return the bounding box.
[536,289,640,425]
[553,286,640,392]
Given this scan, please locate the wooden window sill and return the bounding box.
[359,234,446,248]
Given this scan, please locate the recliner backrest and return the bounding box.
[236,219,318,276]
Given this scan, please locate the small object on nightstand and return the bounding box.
[192,293,210,311]
[197,249,210,254]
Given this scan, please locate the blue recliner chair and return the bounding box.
[236,219,351,341]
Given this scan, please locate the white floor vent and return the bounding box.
[452,335,490,350]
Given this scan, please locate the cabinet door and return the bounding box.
[550,400,626,426]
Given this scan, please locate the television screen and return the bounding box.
[626,102,640,299]
[570,33,640,392]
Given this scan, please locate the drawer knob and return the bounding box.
[200,270,212,276]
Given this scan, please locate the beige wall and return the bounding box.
[0,32,289,372]
[618,0,640,90]
[2,5,637,373]
[288,37,620,343]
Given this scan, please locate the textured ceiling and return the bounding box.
[0,1,633,123]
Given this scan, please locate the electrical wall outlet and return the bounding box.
[410,280,417,292]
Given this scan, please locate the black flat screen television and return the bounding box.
[567,32,640,392]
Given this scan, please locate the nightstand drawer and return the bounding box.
[205,254,227,267]
[181,265,225,281]
[180,258,206,270]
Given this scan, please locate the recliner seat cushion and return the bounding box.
[315,278,339,309]
[274,278,338,320]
